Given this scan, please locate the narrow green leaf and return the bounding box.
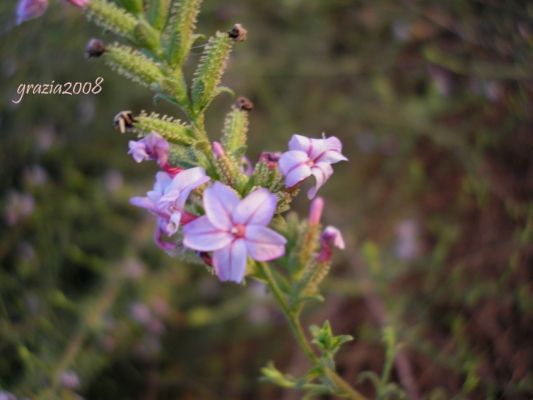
[147,0,171,30]
[85,0,137,41]
[191,32,233,113]
[166,0,203,66]
[105,43,163,88]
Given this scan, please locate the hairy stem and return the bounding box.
[257,262,366,400]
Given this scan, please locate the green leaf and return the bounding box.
[133,111,195,145]
[85,0,137,41]
[147,0,171,30]
[191,32,233,113]
[310,320,353,356]
[166,0,203,66]
[134,21,161,53]
[221,106,249,159]
[105,43,163,88]
[116,0,143,14]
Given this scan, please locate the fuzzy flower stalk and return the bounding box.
[25,0,367,397]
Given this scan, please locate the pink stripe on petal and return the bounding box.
[203,182,240,229]
[232,188,277,226]
[183,216,233,251]
[213,239,247,283]
[278,150,308,175]
[245,225,286,261]
[285,163,312,188]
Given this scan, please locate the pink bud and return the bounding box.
[212,141,225,158]
[317,226,345,262]
[309,197,324,226]
[65,0,89,8]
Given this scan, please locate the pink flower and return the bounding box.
[16,0,48,25]
[317,226,345,262]
[279,134,347,199]
[183,182,286,283]
[128,132,169,168]
[65,0,89,7]
[130,167,209,250]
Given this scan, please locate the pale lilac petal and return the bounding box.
[203,182,240,230]
[165,167,210,208]
[232,188,277,226]
[285,164,312,188]
[288,134,312,153]
[128,141,149,163]
[212,239,247,283]
[278,150,308,175]
[245,225,286,261]
[130,196,155,211]
[16,0,48,25]
[165,211,182,236]
[312,136,347,163]
[308,162,333,199]
[279,151,312,187]
[183,216,233,251]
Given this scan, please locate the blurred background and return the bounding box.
[1,0,532,399]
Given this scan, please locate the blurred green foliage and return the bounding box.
[1,0,532,399]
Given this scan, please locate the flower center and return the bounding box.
[306,159,315,167]
[231,224,246,238]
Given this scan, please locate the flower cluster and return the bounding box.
[129,132,347,283]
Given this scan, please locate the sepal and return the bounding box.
[105,43,163,88]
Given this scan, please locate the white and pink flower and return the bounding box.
[279,134,347,199]
[183,182,286,283]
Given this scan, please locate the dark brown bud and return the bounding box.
[85,38,106,58]
[228,23,247,42]
[114,110,135,134]
[236,96,253,111]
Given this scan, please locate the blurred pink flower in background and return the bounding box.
[183,183,286,283]
[16,0,48,25]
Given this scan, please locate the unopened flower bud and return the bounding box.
[212,141,225,158]
[308,197,324,226]
[259,152,281,169]
[65,0,89,8]
[317,226,345,262]
[85,38,106,58]
[228,23,247,41]
[236,96,253,111]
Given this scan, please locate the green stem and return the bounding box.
[256,262,366,400]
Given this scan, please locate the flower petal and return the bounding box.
[232,188,277,226]
[279,151,312,187]
[165,167,210,209]
[308,162,333,199]
[183,216,233,251]
[213,239,248,283]
[288,134,312,152]
[203,182,240,229]
[245,225,286,261]
[130,196,154,211]
[312,136,347,163]
[153,221,177,251]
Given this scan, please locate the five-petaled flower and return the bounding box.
[279,134,347,199]
[183,182,286,283]
[130,167,209,251]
